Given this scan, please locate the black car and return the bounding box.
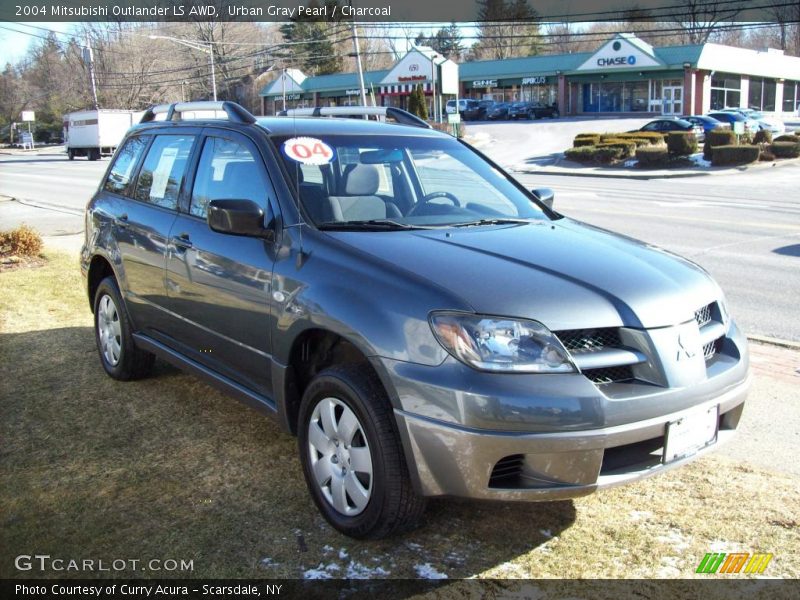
[680,115,729,135]
[530,103,560,119]
[486,102,510,120]
[508,102,533,120]
[636,118,705,141]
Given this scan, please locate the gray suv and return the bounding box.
[82,102,749,539]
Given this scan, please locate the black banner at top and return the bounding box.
[0,0,790,23]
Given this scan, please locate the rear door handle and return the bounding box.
[172,233,193,250]
[115,214,129,228]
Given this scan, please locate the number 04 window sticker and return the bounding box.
[281,137,335,165]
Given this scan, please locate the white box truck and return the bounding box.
[63,109,140,161]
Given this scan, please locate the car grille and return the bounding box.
[555,328,622,352]
[695,303,714,328]
[703,338,723,361]
[582,365,635,385]
[488,454,525,488]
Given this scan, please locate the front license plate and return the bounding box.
[664,405,719,463]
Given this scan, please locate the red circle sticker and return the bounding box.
[281,137,335,165]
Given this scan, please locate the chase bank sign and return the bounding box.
[597,56,636,67]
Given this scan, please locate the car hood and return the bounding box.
[329,219,721,331]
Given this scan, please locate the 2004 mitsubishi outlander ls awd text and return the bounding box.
[81,102,749,539]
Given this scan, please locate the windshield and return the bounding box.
[274,133,549,229]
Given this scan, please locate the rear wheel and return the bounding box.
[297,364,425,539]
[93,276,154,380]
[67,149,75,160]
[88,148,100,161]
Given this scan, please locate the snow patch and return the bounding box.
[629,510,654,521]
[689,153,712,168]
[303,562,339,579]
[414,563,448,579]
[322,545,334,554]
[346,560,389,578]
[709,539,742,553]
[539,528,553,538]
[338,548,349,560]
[656,528,691,551]
[259,557,278,567]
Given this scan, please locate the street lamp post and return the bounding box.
[149,35,217,101]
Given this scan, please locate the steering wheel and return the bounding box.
[407,191,461,217]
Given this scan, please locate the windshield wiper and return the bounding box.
[317,219,435,231]
[449,218,534,228]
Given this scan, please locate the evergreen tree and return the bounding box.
[280,1,343,75]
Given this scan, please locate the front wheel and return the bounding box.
[297,364,425,539]
[93,276,154,380]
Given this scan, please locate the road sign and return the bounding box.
[21,111,35,122]
[447,113,461,124]
[732,121,745,135]
[20,131,34,148]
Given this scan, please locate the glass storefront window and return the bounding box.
[783,81,799,113]
[710,72,741,109]
[748,77,776,111]
[626,81,649,111]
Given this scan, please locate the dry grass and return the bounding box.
[1,252,798,587]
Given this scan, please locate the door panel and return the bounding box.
[109,134,196,333]
[165,132,277,397]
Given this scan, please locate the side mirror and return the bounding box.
[207,199,274,239]
[531,187,555,210]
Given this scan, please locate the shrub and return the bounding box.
[759,149,775,161]
[753,129,773,145]
[572,133,600,148]
[564,146,624,164]
[703,129,737,160]
[573,136,599,147]
[666,132,698,156]
[576,132,601,138]
[774,134,799,143]
[635,146,670,167]
[612,132,665,145]
[770,141,800,158]
[710,145,760,166]
[597,140,637,159]
[0,224,43,257]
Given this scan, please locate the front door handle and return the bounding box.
[172,233,193,250]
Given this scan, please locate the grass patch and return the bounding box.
[1,252,799,582]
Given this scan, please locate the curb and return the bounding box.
[746,335,800,351]
[514,168,711,180]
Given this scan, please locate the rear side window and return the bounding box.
[103,136,147,195]
[134,135,195,210]
[190,137,268,218]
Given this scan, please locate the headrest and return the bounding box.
[345,163,380,196]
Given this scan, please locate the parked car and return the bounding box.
[635,118,705,141]
[477,99,496,116]
[680,115,729,135]
[82,101,749,540]
[486,102,510,120]
[530,102,560,119]
[721,108,785,135]
[707,111,759,134]
[445,99,484,121]
[508,102,533,120]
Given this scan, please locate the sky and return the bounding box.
[0,22,478,66]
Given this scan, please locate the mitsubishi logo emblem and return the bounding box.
[677,332,697,360]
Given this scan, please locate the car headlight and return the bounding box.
[429,312,575,373]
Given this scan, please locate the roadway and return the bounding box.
[0,144,798,341]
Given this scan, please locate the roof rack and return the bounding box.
[277,106,431,129]
[139,101,257,124]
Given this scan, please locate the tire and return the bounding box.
[93,276,154,380]
[88,148,100,161]
[297,364,426,539]
[68,149,74,160]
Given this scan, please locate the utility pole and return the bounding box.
[349,11,368,107]
[282,68,286,111]
[208,44,217,101]
[84,35,99,109]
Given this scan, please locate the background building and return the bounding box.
[260,34,800,118]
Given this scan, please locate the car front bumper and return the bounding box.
[381,321,749,501]
[393,376,747,501]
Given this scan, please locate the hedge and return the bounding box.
[710,145,760,166]
[666,132,698,156]
[774,134,799,143]
[597,140,637,159]
[770,141,800,158]
[564,146,624,164]
[612,132,666,145]
[753,129,773,144]
[636,146,670,167]
[573,136,599,147]
[703,129,737,160]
